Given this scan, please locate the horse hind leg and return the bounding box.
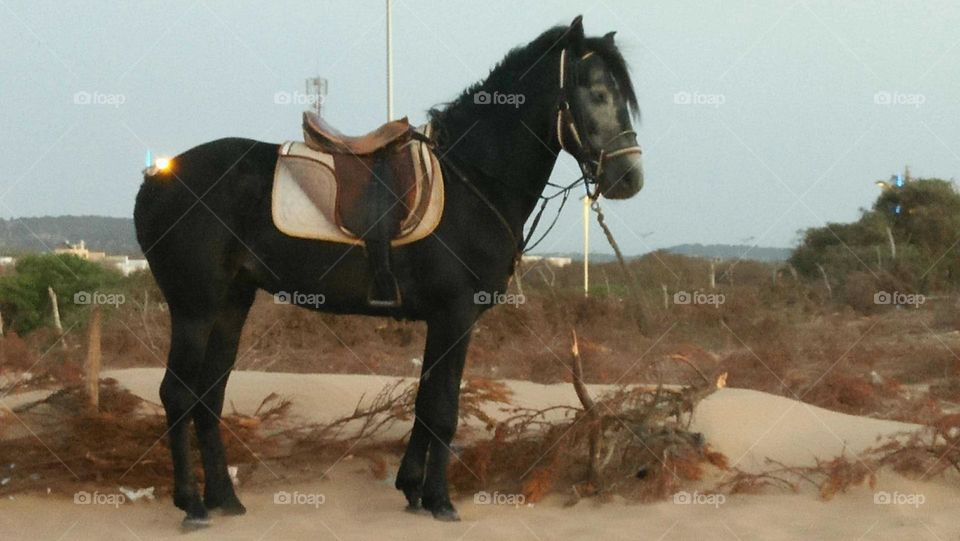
[396,422,430,511]
[159,312,217,528]
[192,281,256,515]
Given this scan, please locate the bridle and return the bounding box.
[431,46,642,259]
[519,47,643,251]
[555,48,643,200]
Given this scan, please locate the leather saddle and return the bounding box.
[272,112,443,307]
[304,112,413,155]
[301,112,421,241]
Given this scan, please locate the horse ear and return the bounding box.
[603,31,616,44]
[568,15,585,43]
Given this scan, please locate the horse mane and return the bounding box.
[428,25,640,139]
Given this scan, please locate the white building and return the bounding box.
[104,255,150,276]
[521,255,573,267]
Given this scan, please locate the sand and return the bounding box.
[1,368,956,540]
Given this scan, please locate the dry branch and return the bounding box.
[450,328,728,503]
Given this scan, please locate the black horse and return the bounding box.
[134,16,642,526]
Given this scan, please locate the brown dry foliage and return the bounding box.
[717,414,960,498]
[450,344,728,504]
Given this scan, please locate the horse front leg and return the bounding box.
[396,306,475,521]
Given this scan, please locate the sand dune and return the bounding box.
[1,368,955,540]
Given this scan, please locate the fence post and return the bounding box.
[48,287,63,333]
[85,305,102,411]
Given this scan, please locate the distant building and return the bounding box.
[104,255,150,276]
[54,240,106,261]
[0,256,15,267]
[52,240,149,276]
[521,255,573,267]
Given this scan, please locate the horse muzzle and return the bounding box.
[598,152,643,199]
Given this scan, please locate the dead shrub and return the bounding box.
[0,332,35,372]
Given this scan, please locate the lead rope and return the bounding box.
[590,199,646,333]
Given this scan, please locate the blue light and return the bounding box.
[145,149,152,168]
[895,204,902,215]
[895,174,904,188]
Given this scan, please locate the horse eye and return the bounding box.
[591,90,608,104]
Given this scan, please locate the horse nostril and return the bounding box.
[601,155,643,198]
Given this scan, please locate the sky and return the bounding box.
[1,0,959,255]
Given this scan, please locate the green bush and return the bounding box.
[790,178,960,300]
[0,254,123,334]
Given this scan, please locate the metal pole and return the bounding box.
[583,197,590,296]
[386,0,394,121]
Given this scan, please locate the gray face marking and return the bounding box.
[570,54,644,199]
[573,59,634,151]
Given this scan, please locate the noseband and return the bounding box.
[555,48,643,198]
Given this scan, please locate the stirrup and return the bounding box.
[367,273,402,308]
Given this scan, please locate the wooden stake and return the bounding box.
[886,226,896,259]
[48,287,62,333]
[815,263,832,299]
[85,305,102,411]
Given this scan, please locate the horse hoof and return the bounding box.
[181,516,213,531]
[219,501,247,516]
[205,492,247,516]
[209,496,246,516]
[405,503,430,515]
[431,507,461,522]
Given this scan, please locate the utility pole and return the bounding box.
[583,196,590,296]
[386,0,394,121]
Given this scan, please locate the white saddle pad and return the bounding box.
[271,125,444,246]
